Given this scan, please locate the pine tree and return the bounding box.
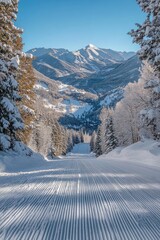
[50,121,66,157]
[99,108,117,155]
[80,130,84,143]
[17,55,35,144]
[60,126,67,155]
[32,121,41,153]
[0,0,23,150]
[105,116,117,154]
[129,0,160,78]
[129,0,160,140]
[49,121,57,158]
[90,131,97,153]
[66,130,74,152]
[99,107,110,153]
[95,127,102,157]
[138,62,159,139]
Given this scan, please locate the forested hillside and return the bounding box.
[91,0,160,157]
[0,0,85,157]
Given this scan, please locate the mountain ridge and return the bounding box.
[29,45,141,131]
[28,44,135,60]
[28,44,139,94]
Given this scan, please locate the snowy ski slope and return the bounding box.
[0,143,160,240]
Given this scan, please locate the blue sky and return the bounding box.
[17,0,145,52]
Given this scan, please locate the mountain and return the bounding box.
[34,69,127,132]
[70,55,141,94]
[29,45,141,132]
[28,45,136,88]
[34,69,99,131]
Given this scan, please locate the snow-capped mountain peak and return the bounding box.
[28,46,137,90]
[86,44,98,50]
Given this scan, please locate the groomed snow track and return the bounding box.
[0,144,160,240]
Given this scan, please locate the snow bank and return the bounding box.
[0,143,47,173]
[99,139,160,166]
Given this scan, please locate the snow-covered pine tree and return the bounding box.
[49,120,57,158]
[66,130,74,152]
[129,0,160,140]
[99,107,110,154]
[0,0,24,150]
[66,131,72,152]
[99,108,117,154]
[105,116,117,154]
[50,120,65,157]
[138,62,159,139]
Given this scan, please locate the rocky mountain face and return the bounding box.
[28,45,136,90]
[34,70,99,131]
[29,45,141,132]
[73,55,141,94]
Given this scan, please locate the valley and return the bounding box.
[30,45,141,131]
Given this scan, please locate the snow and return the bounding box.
[99,139,160,166]
[140,109,155,120]
[10,56,20,69]
[101,95,112,106]
[155,54,160,63]
[0,141,160,239]
[145,79,159,88]
[43,99,67,113]
[70,143,91,154]
[104,67,114,72]
[87,43,99,50]
[0,134,10,150]
[0,0,12,4]
[63,99,92,117]
[1,97,14,112]
[100,88,124,107]
[0,145,46,173]
[21,105,35,115]
[43,97,92,117]
[58,83,86,95]
[25,53,33,59]
[35,82,49,91]
[10,75,18,88]
[0,59,8,73]
[147,109,155,120]
[73,103,92,118]
[153,86,160,94]
[58,83,68,91]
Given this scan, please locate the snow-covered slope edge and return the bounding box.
[0,143,47,173]
[99,140,160,166]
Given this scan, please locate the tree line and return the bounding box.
[91,0,160,157]
[0,0,84,156]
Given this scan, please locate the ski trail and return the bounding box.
[0,144,160,239]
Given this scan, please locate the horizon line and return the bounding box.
[25,43,137,53]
